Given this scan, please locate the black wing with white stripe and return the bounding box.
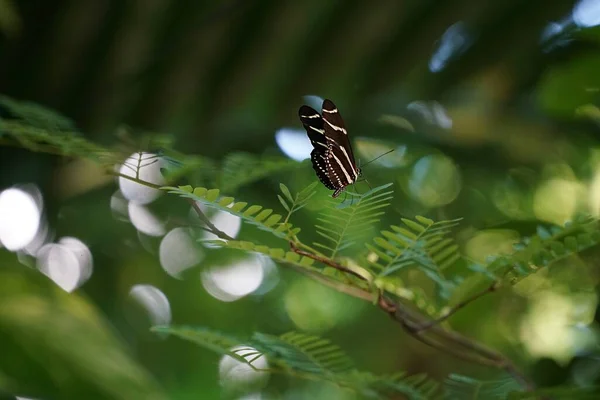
[298,99,360,197]
[299,105,335,190]
[321,100,359,189]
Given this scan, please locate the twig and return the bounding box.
[289,244,534,390]
[111,171,234,241]
[289,241,367,281]
[110,169,533,389]
[189,199,234,241]
[111,171,163,189]
[413,282,500,332]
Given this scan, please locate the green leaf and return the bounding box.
[205,188,220,202]
[280,183,294,203]
[277,195,290,212]
[401,218,426,233]
[155,325,440,399]
[164,186,298,239]
[0,265,167,400]
[314,183,394,258]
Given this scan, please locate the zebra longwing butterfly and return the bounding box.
[298,99,360,198]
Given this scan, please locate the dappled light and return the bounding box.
[355,139,407,168]
[573,0,600,27]
[429,22,471,73]
[520,290,597,363]
[159,227,203,279]
[5,1,600,398]
[533,178,582,225]
[406,101,453,129]
[200,207,242,245]
[284,279,364,333]
[275,128,312,161]
[37,238,93,292]
[118,152,165,204]
[128,202,166,237]
[218,346,269,393]
[0,187,41,251]
[201,256,265,302]
[407,154,462,207]
[129,284,172,327]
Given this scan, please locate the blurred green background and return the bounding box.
[2,0,600,399]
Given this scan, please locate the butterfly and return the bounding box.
[298,99,361,198]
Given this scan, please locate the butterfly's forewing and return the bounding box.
[299,105,328,152]
[299,105,336,190]
[321,99,359,186]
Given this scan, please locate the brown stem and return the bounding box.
[413,282,499,332]
[189,199,235,241]
[111,171,234,241]
[290,245,534,390]
[289,241,367,281]
[111,171,163,190]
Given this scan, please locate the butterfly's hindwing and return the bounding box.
[310,150,336,190]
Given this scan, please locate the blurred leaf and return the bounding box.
[154,325,441,399]
[0,260,166,400]
[538,55,600,117]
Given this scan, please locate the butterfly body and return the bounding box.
[298,99,361,198]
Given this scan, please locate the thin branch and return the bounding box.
[111,171,163,189]
[413,282,500,332]
[111,171,235,242]
[189,199,234,241]
[288,244,534,390]
[290,241,367,281]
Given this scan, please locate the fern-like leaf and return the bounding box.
[444,374,521,399]
[445,374,600,400]
[164,185,300,239]
[278,182,318,223]
[314,183,394,258]
[453,215,600,304]
[251,331,355,375]
[367,216,463,298]
[206,240,316,270]
[154,325,441,399]
[508,385,600,400]
[0,94,75,131]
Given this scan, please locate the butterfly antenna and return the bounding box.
[361,148,395,168]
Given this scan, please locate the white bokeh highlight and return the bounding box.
[129,284,172,326]
[201,208,242,245]
[128,202,166,237]
[118,152,166,204]
[159,227,203,278]
[37,237,93,292]
[0,188,41,251]
[219,346,269,392]
[201,255,265,302]
[573,0,600,27]
[275,128,312,161]
[429,21,471,72]
[407,101,452,129]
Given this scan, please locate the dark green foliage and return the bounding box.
[445,374,600,400]
[153,325,441,399]
[367,216,464,299]
[3,93,600,399]
[219,152,305,193]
